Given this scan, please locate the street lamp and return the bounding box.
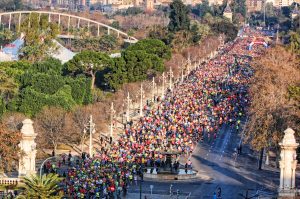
[152,77,157,102]
[142,79,156,104]
[125,92,132,122]
[84,115,95,157]
[161,72,166,99]
[197,60,201,70]
[186,54,191,76]
[168,67,174,91]
[110,102,116,138]
[179,60,185,83]
[39,156,56,177]
[139,83,145,117]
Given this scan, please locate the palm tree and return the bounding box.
[18,173,63,199]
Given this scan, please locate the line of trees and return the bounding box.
[245,46,300,163]
[148,0,238,50]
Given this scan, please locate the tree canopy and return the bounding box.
[211,19,238,42]
[245,46,300,150]
[289,32,300,54]
[0,124,21,173]
[64,51,113,90]
[0,0,22,11]
[192,0,212,18]
[0,58,92,117]
[104,39,170,90]
[168,0,190,32]
[126,39,172,60]
[20,13,59,62]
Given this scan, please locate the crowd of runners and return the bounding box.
[53,28,267,198]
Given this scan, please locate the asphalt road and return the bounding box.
[127,123,287,199]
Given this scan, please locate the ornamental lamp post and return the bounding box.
[186,55,191,76]
[168,67,174,91]
[179,59,185,83]
[110,102,116,138]
[126,92,132,123]
[139,83,145,117]
[162,72,166,99]
[84,115,95,157]
[152,77,157,102]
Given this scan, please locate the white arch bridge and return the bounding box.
[0,11,138,43]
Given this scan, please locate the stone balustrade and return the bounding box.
[0,177,20,185]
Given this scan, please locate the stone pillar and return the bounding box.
[18,119,37,177]
[278,128,299,198]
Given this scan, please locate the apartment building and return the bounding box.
[247,0,263,12]
[265,0,298,7]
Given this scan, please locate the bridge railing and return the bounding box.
[0,11,138,42]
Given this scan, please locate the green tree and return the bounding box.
[31,58,63,74]
[192,0,212,18]
[69,35,118,53]
[231,0,247,18]
[98,35,118,52]
[0,98,6,117]
[105,57,128,90]
[20,13,59,62]
[0,29,15,46]
[168,0,190,32]
[198,23,211,40]
[50,85,76,110]
[19,174,63,199]
[190,23,201,43]
[292,15,300,33]
[0,71,19,104]
[212,3,226,17]
[0,0,22,11]
[122,50,152,81]
[126,39,172,60]
[30,73,65,95]
[18,85,76,116]
[288,85,300,108]
[125,7,143,15]
[65,77,92,105]
[289,32,300,54]
[211,19,238,41]
[64,51,113,89]
[148,26,174,45]
[111,21,120,29]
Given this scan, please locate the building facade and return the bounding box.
[264,0,298,7]
[247,0,263,12]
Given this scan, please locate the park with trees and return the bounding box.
[0,0,226,178]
